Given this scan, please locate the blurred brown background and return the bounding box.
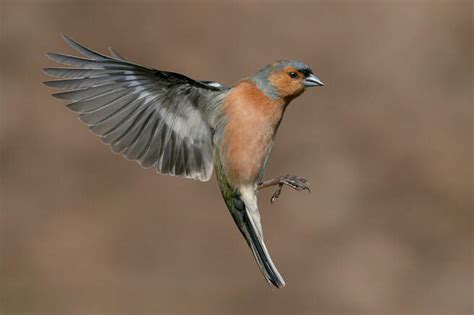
[1,1,472,315]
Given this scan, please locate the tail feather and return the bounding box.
[230,187,285,288]
[242,207,285,288]
[214,156,285,288]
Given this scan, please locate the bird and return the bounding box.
[43,35,324,289]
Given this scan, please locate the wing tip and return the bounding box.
[198,168,214,182]
[42,68,56,87]
[108,47,127,61]
[45,52,72,64]
[42,80,58,88]
[45,52,56,62]
[62,33,78,49]
[42,67,55,77]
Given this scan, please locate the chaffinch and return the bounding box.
[44,35,324,289]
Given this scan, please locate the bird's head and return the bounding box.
[252,60,323,101]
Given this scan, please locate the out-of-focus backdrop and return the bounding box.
[1,1,472,315]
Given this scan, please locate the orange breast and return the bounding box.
[220,80,285,187]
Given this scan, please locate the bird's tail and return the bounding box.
[227,187,286,289]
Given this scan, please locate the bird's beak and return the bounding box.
[304,74,324,87]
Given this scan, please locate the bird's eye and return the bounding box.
[288,71,298,78]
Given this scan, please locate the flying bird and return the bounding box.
[43,35,324,288]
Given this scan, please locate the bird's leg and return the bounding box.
[257,175,310,203]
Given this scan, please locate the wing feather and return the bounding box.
[44,35,229,181]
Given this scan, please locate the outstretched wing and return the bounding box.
[44,35,229,181]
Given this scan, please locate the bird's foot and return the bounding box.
[257,175,310,203]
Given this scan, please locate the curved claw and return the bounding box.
[269,175,311,203]
[270,184,283,204]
